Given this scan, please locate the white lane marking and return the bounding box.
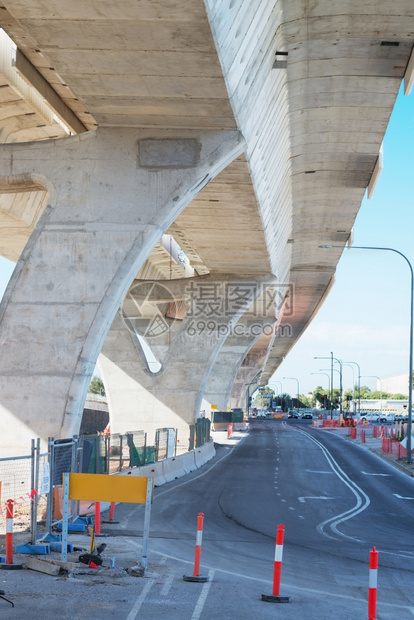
[126,578,155,620]
[298,496,334,503]
[394,493,414,500]
[149,547,414,613]
[362,471,391,476]
[191,569,215,620]
[380,549,414,559]
[293,428,370,541]
[160,573,174,596]
[305,469,334,474]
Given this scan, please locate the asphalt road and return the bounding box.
[2,419,414,619]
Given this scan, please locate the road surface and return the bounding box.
[2,419,414,619]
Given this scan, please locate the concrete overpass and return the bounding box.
[0,1,412,454]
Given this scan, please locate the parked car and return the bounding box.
[360,412,394,424]
[360,413,381,423]
[395,414,408,423]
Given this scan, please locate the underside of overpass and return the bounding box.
[0,1,412,454]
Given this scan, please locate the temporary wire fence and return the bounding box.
[382,437,408,458]
[0,439,48,541]
[0,421,212,543]
[347,423,411,460]
[0,452,33,536]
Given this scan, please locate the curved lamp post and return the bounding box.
[320,244,413,463]
[342,363,356,413]
[343,360,361,416]
[271,380,283,395]
[320,368,341,415]
[315,353,342,418]
[283,377,300,406]
[361,375,383,411]
[311,372,330,411]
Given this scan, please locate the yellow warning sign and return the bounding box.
[67,473,151,504]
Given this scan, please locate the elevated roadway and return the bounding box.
[0,1,412,453]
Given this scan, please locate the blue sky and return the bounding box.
[0,86,412,397]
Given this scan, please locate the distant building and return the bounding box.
[379,373,412,398]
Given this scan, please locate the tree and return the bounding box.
[88,375,106,396]
[298,394,312,408]
[255,387,273,408]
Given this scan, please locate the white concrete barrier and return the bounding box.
[234,422,249,431]
[177,450,197,475]
[194,448,206,468]
[162,455,188,483]
[116,439,216,486]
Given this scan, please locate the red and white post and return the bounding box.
[95,501,101,535]
[262,524,290,603]
[0,499,22,570]
[183,512,209,582]
[5,499,13,565]
[193,511,204,576]
[368,546,378,620]
[273,523,285,596]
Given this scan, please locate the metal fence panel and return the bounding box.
[155,428,172,461]
[0,453,33,535]
[196,418,211,447]
[1,423,208,540]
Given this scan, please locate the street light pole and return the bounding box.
[315,354,342,419]
[343,360,361,416]
[311,372,331,411]
[321,244,413,462]
[283,377,300,406]
[245,375,260,416]
[271,380,283,395]
[320,368,342,416]
[342,363,356,414]
[330,352,334,419]
[333,358,343,418]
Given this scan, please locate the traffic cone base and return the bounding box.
[261,594,290,603]
[183,574,209,582]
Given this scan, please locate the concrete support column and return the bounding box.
[0,127,244,455]
[229,340,276,410]
[99,275,273,443]
[201,317,275,412]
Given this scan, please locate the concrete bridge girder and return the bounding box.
[0,127,245,455]
[230,352,269,410]
[201,315,276,412]
[98,275,275,441]
[0,2,409,456]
